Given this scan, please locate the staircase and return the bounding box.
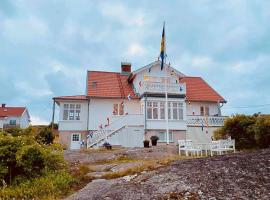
[86,114,143,148]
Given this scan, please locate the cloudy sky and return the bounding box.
[0,0,270,125]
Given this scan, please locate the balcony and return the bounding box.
[187,115,227,127]
[141,81,186,95]
[3,124,20,129]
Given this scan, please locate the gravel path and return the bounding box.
[66,149,270,200]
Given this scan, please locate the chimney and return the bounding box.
[121,62,131,74]
[1,103,6,108]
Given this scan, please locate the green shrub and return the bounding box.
[0,171,74,199]
[16,144,46,176]
[0,133,66,185]
[214,114,270,149]
[253,116,270,148]
[36,127,54,145]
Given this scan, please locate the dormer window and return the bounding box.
[92,81,97,88]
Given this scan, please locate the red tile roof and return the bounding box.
[87,71,137,99]
[53,95,88,101]
[180,77,226,103]
[0,107,26,117]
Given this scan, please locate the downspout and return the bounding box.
[51,98,55,132]
[87,98,90,131]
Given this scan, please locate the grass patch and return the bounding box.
[101,156,184,179]
[93,155,137,165]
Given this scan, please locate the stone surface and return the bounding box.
[66,148,270,200]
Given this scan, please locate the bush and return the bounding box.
[0,133,65,185]
[0,171,74,199]
[253,116,270,148]
[214,114,270,149]
[35,127,54,145]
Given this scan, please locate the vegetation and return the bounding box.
[214,114,270,149]
[0,127,74,199]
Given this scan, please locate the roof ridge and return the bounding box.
[88,70,120,74]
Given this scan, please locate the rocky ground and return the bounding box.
[65,147,270,200]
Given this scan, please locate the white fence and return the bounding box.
[187,115,227,127]
[141,81,186,95]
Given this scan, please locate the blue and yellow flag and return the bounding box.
[160,23,166,70]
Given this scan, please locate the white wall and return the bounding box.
[58,101,88,131]
[88,98,141,130]
[187,101,220,116]
[106,126,144,147]
[20,110,30,128]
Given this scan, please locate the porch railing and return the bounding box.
[187,115,227,127]
[141,81,186,95]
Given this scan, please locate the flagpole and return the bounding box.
[165,75,169,145]
[163,22,169,145]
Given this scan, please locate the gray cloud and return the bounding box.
[0,0,270,124]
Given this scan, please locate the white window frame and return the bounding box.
[63,103,81,121]
[147,100,184,121]
[113,103,124,116]
[200,105,209,116]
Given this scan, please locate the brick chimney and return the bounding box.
[1,103,6,108]
[121,62,131,74]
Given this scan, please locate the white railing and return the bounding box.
[141,81,186,95]
[87,114,144,148]
[187,115,227,127]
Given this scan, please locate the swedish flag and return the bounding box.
[160,23,166,70]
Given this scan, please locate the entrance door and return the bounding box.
[70,133,81,150]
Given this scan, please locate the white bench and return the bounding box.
[178,140,202,157]
[210,139,235,156]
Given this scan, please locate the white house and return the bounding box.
[53,61,227,150]
[0,104,30,130]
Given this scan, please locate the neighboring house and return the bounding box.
[53,61,227,150]
[0,104,30,130]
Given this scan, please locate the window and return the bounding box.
[72,134,80,142]
[92,81,97,88]
[168,102,172,119]
[63,103,81,120]
[178,103,183,120]
[63,104,69,120]
[147,101,184,120]
[168,101,184,120]
[147,102,153,119]
[160,102,165,119]
[119,103,124,115]
[200,106,204,116]
[9,120,16,125]
[172,102,178,119]
[158,132,173,142]
[153,102,158,119]
[113,103,124,115]
[200,106,209,116]
[205,106,209,116]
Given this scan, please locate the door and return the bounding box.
[70,133,81,150]
[126,127,144,147]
